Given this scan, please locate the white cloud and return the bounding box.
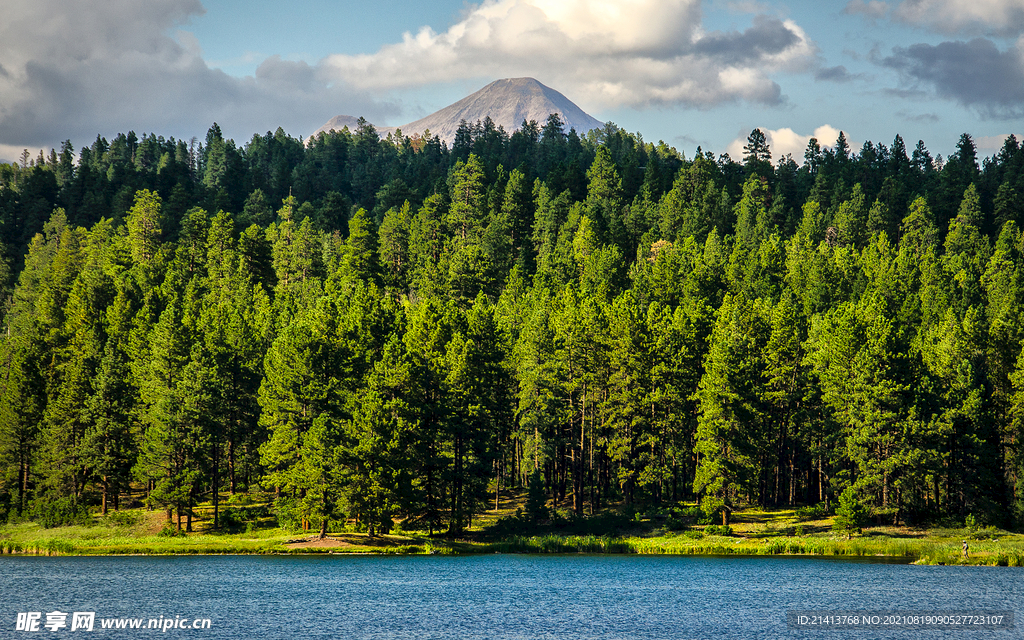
[321,0,817,109]
[895,0,1024,34]
[846,0,1024,35]
[726,125,844,164]
[0,0,394,149]
[976,133,1023,152]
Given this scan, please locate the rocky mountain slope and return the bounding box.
[313,78,604,145]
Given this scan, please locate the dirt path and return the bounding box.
[285,537,356,549]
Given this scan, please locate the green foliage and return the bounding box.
[103,510,140,528]
[0,121,1021,537]
[32,497,92,528]
[219,505,271,533]
[158,522,181,537]
[795,503,830,520]
[126,189,163,265]
[832,487,870,538]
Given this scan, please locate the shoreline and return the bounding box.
[0,532,1015,566]
[1,504,1017,566]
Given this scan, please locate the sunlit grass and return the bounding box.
[3,502,1024,563]
[479,531,1024,564]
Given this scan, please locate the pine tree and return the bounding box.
[126,189,162,265]
[832,486,869,539]
[344,208,379,282]
[586,147,625,249]
[502,168,535,270]
[694,295,772,522]
[84,341,137,514]
[378,202,412,290]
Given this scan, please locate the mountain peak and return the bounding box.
[314,78,603,145]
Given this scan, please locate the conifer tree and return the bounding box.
[126,189,162,265]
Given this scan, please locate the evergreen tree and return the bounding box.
[832,486,869,538]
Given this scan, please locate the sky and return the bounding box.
[1,0,1023,164]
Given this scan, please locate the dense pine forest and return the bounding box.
[1,114,1024,537]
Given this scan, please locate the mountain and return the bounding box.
[315,115,369,136]
[313,78,604,145]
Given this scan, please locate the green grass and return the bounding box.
[475,531,1024,564]
[483,533,917,557]
[3,503,1024,564]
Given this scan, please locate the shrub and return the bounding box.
[219,507,245,532]
[796,503,829,520]
[664,516,686,531]
[832,487,870,539]
[32,497,92,528]
[490,512,531,536]
[273,498,302,532]
[704,525,733,536]
[104,510,140,527]
[973,525,1000,541]
[699,495,725,524]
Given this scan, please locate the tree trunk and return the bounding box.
[19,459,29,515]
[451,433,463,534]
[212,443,220,529]
[573,390,585,515]
[228,439,236,494]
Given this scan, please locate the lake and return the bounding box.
[0,554,1019,638]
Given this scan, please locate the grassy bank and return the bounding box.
[2,503,1023,565]
[485,532,1024,565]
[0,520,451,556]
[0,510,442,556]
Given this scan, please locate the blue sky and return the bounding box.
[2,0,1023,162]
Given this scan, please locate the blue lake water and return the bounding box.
[0,554,1020,639]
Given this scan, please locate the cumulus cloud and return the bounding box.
[883,37,1024,118]
[846,0,1024,35]
[726,125,844,163]
[0,0,394,149]
[976,133,1024,152]
[849,1,1024,115]
[320,0,817,109]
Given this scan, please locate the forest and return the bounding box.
[1,114,1023,537]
